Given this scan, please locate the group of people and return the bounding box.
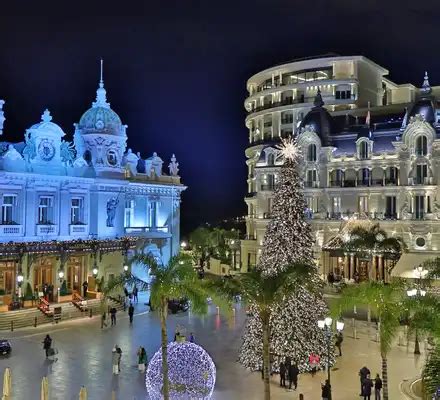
[174,329,195,343]
[279,357,299,390]
[359,366,383,400]
[124,286,139,304]
[41,283,55,302]
[111,345,147,375]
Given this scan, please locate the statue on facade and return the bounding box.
[400,200,410,219]
[22,133,37,164]
[168,154,179,176]
[60,140,76,167]
[3,144,25,172]
[106,197,119,227]
[124,148,139,176]
[145,152,163,177]
[136,151,146,173]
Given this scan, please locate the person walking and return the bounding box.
[101,311,107,329]
[309,353,320,377]
[374,373,383,400]
[116,345,122,372]
[110,307,117,326]
[321,379,331,400]
[362,374,374,400]
[288,361,299,390]
[359,366,371,396]
[43,334,52,358]
[112,347,119,375]
[335,331,343,356]
[133,286,138,303]
[189,332,195,343]
[137,346,147,372]
[279,361,286,387]
[82,281,88,298]
[128,303,134,324]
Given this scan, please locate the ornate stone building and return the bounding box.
[241,54,440,279]
[0,62,185,301]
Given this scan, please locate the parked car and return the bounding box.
[0,340,11,355]
[168,298,189,314]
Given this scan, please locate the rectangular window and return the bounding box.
[70,197,84,225]
[124,199,135,228]
[358,196,369,214]
[415,195,425,219]
[306,170,318,187]
[38,196,53,224]
[416,164,428,184]
[385,196,396,218]
[332,197,341,213]
[1,195,17,224]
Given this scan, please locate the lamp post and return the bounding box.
[317,317,344,400]
[407,265,428,355]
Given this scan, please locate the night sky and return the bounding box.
[0,1,438,234]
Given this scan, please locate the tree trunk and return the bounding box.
[381,354,388,400]
[414,330,421,355]
[262,313,271,400]
[160,299,170,400]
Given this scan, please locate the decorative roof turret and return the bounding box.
[421,71,432,95]
[92,59,110,109]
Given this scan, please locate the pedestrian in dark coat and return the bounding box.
[110,307,117,325]
[82,281,88,298]
[335,331,343,356]
[133,286,138,303]
[128,303,134,324]
[321,379,331,400]
[43,334,52,358]
[279,361,286,387]
[374,374,383,400]
[288,362,299,390]
[359,366,371,395]
[362,374,374,400]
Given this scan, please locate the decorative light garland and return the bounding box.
[146,342,216,400]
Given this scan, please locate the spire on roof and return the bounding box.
[92,59,110,108]
[41,109,52,123]
[313,88,324,107]
[421,71,432,95]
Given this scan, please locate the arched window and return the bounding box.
[267,153,275,166]
[307,144,317,162]
[416,135,428,156]
[359,141,369,160]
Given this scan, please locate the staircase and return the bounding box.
[0,298,124,331]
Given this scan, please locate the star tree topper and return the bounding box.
[276,136,300,162]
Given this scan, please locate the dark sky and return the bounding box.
[0,1,439,234]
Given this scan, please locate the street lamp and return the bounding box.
[123,265,129,272]
[16,273,24,286]
[317,317,344,400]
[180,241,187,249]
[92,267,99,277]
[58,270,64,281]
[407,264,428,354]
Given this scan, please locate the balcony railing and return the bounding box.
[36,224,57,236]
[0,225,23,236]
[327,212,399,221]
[260,185,275,191]
[357,180,370,187]
[329,180,343,187]
[385,179,397,186]
[69,224,89,236]
[124,226,169,234]
[304,181,319,188]
[343,179,356,187]
[371,179,384,186]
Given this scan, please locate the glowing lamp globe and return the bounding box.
[146,342,216,400]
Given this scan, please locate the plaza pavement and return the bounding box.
[0,293,423,399]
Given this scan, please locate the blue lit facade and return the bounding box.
[0,66,185,298]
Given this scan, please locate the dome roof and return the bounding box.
[28,109,65,138]
[78,106,124,136]
[409,97,436,125]
[300,90,334,146]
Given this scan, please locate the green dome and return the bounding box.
[78,106,124,136]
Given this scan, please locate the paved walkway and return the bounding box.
[0,293,424,399]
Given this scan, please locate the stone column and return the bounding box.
[350,254,355,280]
[343,254,349,281]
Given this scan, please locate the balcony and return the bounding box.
[343,180,356,187]
[371,179,384,186]
[385,179,398,186]
[263,121,272,127]
[69,224,89,236]
[0,225,23,237]
[36,224,57,236]
[329,180,343,187]
[304,181,319,188]
[125,226,170,236]
[357,180,370,187]
[260,185,275,191]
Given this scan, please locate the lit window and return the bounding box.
[307,144,317,161]
[1,195,17,224]
[38,196,54,224]
[415,135,428,156]
[359,141,369,160]
[416,164,428,184]
[124,200,135,228]
[70,198,84,225]
[267,153,275,166]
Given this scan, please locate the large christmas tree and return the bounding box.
[238,137,333,372]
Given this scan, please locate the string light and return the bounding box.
[146,342,216,400]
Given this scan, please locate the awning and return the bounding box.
[391,252,439,278]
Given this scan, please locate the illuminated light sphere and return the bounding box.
[146,341,216,400]
[275,136,300,161]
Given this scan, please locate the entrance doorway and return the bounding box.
[34,257,54,291]
[0,261,16,294]
[67,256,84,293]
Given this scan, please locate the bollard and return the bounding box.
[34,316,37,328]
[352,317,357,339]
[89,308,93,318]
[299,394,304,400]
[10,320,13,332]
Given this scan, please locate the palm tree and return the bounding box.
[223,263,313,400]
[332,280,405,400]
[105,252,212,400]
[343,223,405,281]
